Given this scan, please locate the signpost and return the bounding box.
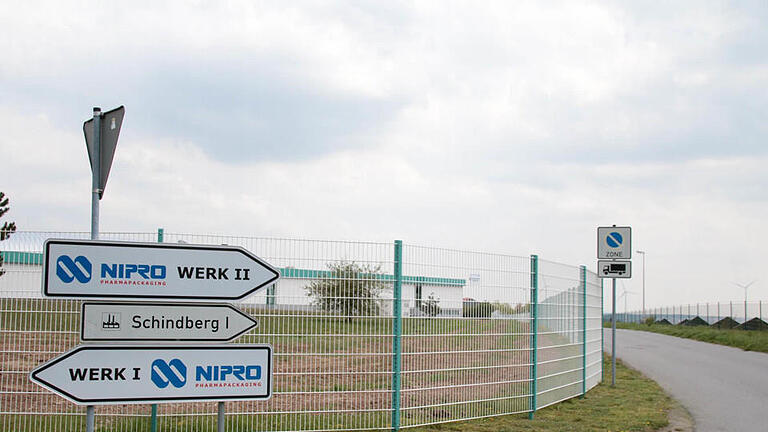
[83,106,126,430]
[43,239,280,301]
[81,303,258,342]
[30,345,272,405]
[30,107,279,432]
[597,225,632,387]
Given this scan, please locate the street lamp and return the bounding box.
[636,250,646,320]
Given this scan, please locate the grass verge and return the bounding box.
[414,355,672,432]
[610,322,768,353]
[2,356,674,432]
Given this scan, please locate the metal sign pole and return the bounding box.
[611,277,617,387]
[217,401,226,431]
[86,107,101,432]
[90,108,101,241]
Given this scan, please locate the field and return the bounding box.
[1,298,541,431]
[1,357,672,432]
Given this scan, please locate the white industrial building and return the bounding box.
[0,251,466,316]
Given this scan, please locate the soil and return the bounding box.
[656,401,694,432]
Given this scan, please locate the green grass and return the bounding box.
[2,299,674,432]
[413,355,672,432]
[610,322,768,353]
[1,356,673,432]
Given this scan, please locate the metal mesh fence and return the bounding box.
[1,231,603,431]
[615,301,768,326]
[535,261,601,410]
[398,245,531,428]
[584,272,603,392]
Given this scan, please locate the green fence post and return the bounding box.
[601,277,604,383]
[150,405,157,432]
[151,228,163,432]
[581,266,587,398]
[391,240,403,431]
[528,255,538,420]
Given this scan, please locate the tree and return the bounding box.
[306,261,388,322]
[0,192,17,278]
[420,292,441,317]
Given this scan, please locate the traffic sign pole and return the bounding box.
[218,401,225,431]
[611,278,616,387]
[87,107,100,432]
[151,231,162,432]
[90,107,101,241]
[597,225,631,387]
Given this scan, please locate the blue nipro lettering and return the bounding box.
[195,365,262,381]
[101,263,166,279]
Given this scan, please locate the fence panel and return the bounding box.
[398,245,531,428]
[535,259,584,409]
[1,231,602,431]
[584,271,602,391]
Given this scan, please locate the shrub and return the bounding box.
[305,261,387,322]
[463,300,493,318]
[420,293,441,317]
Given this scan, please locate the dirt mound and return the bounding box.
[677,316,708,327]
[736,317,768,331]
[711,317,739,329]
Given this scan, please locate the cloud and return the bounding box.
[2,1,768,309]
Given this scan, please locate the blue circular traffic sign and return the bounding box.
[606,232,623,248]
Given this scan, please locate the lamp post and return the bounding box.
[636,250,646,320]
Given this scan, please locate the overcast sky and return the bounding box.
[2,1,767,311]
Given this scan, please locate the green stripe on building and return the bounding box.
[279,267,464,286]
[0,251,465,286]
[0,251,43,265]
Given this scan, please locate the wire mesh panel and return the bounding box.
[1,231,603,431]
[535,259,583,409]
[584,271,602,391]
[0,231,162,432]
[175,234,396,432]
[398,245,531,428]
[2,232,396,431]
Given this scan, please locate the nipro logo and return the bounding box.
[56,255,92,283]
[151,358,187,389]
[100,264,167,280]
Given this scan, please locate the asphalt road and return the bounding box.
[604,328,768,432]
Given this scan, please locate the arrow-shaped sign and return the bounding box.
[30,345,272,405]
[81,302,258,342]
[42,239,280,301]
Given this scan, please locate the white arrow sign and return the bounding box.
[42,239,280,301]
[30,345,272,405]
[81,303,258,342]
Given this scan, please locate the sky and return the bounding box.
[1,1,767,311]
